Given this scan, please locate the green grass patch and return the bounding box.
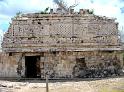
[100,87,124,92]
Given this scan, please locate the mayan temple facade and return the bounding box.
[0,8,124,78]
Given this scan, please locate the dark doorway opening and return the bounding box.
[76,58,87,69]
[73,58,87,78]
[25,56,41,78]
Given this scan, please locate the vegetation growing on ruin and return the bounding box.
[88,9,94,14]
[40,7,49,14]
[15,11,22,17]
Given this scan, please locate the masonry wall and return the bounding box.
[2,13,120,52]
[1,10,123,78]
[0,53,19,77]
[0,51,123,78]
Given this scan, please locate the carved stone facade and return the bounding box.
[0,9,123,78]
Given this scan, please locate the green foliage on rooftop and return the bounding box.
[16,11,22,17]
[88,9,94,14]
[40,7,49,14]
[14,11,22,18]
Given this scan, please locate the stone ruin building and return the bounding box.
[0,7,124,78]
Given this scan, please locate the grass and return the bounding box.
[100,87,124,92]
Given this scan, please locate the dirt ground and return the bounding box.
[0,77,124,92]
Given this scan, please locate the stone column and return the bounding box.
[21,55,25,77]
[120,52,124,68]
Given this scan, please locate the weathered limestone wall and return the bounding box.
[0,51,123,78]
[0,53,19,77]
[2,11,120,52]
[33,51,123,78]
[1,9,122,78]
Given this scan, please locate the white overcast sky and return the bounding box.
[0,0,124,38]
